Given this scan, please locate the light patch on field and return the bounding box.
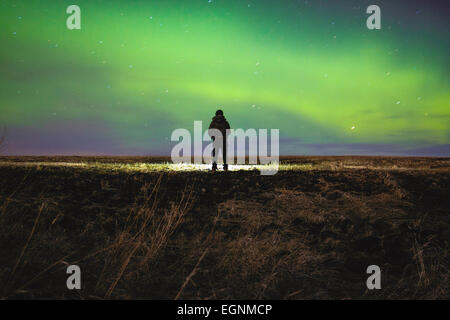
[0,160,446,172]
[170,163,277,172]
[0,161,281,173]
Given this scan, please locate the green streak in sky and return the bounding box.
[1,0,449,154]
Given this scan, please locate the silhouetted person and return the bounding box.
[208,109,230,172]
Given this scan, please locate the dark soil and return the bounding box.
[0,156,448,299]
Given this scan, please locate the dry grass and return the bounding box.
[0,156,448,299]
[0,173,195,299]
[97,174,195,298]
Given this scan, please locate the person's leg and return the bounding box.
[212,140,218,171]
[217,143,222,163]
[223,139,228,171]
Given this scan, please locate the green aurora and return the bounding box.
[1,0,449,155]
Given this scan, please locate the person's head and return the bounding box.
[215,109,223,116]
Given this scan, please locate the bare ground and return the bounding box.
[0,156,448,299]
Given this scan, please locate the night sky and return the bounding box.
[1,0,449,156]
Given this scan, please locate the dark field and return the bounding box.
[0,156,449,299]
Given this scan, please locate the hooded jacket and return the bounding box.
[208,115,230,140]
